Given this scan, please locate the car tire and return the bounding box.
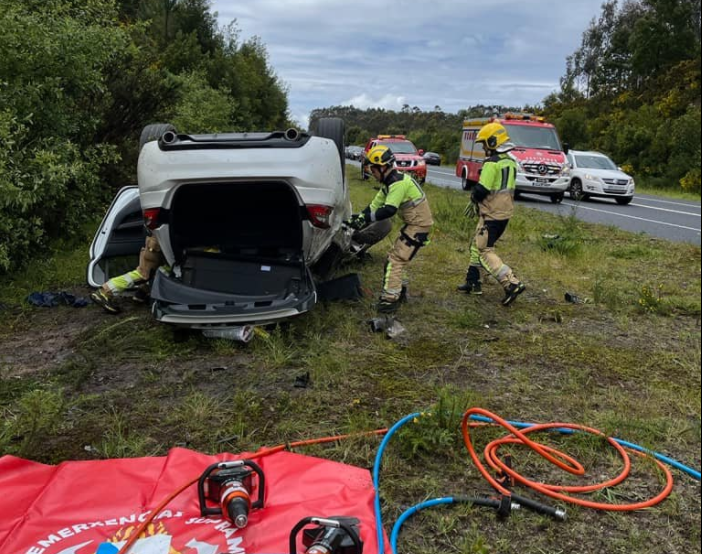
[313,117,345,180]
[550,193,564,204]
[569,179,586,201]
[615,196,633,205]
[139,123,176,152]
[461,172,470,191]
[352,219,392,246]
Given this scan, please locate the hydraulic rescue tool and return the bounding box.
[289,516,363,554]
[197,460,265,528]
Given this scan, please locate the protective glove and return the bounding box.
[347,213,367,230]
[464,201,479,219]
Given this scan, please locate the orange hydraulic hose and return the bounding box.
[461,407,674,512]
[116,428,388,554]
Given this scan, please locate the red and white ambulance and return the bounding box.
[456,113,570,203]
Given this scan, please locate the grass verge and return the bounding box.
[0,168,700,553]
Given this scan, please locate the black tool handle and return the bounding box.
[510,493,567,521]
[289,517,362,554]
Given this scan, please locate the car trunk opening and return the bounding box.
[169,181,306,296]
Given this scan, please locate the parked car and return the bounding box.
[361,135,427,184]
[423,151,441,166]
[345,145,364,161]
[87,119,389,336]
[566,150,635,205]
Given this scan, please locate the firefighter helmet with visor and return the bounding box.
[365,145,396,168]
[476,122,510,150]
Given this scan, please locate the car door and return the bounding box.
[87,186,145,288]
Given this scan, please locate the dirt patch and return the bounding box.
[0,287,97,377]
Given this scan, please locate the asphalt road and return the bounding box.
[347,161,702,246]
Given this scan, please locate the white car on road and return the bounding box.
[566,150,635,205]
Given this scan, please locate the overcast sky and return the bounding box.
[210,0,605,128]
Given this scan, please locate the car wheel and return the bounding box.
[352,219,392,246]
[314,117,345,180]
[461,173,470,191]
[569,179,585,201]
[139,123,176,151]
[550,193,564,204]
[615,196,633,205]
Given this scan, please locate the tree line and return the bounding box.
[312,0,700,195]
[0,0,289,273]
[1,0,699,274]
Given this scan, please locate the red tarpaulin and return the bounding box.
[0,448,390,554]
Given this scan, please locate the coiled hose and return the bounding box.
[376,408,700,554]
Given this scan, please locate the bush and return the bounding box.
[0,1,127,272]
[170,71,239,133]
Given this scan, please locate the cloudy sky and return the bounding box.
[210,0,605,128]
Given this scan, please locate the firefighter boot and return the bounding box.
[132,285,150,304]
[377,298,400,314]
[502,282,526,306]
[90,289,121,314]
[457,267,483,295]
[457,280,482,295]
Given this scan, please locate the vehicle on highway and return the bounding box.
[345,145,364,161]
[361,134,427,184]
[566,150,635,205]
[87,119,388,336]
[456,113,570,203]
[423,151,442,166]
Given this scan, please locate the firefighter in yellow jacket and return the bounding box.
[90,235,163,313]
[350,145,433,313]
[457,122,526,306]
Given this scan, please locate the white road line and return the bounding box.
[560,202,701,232]
[635,197,701,209]
[628,202,701,217]
[429,169,457,176]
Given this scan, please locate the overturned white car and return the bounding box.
[88,119,389,333]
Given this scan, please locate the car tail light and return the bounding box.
[143,208,161,230]
[306,204,333,229]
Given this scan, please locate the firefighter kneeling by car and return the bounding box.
[350,145,434,314]
[90,235,164,314]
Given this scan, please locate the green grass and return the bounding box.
[0,169,700,553]
[633,176,701,201]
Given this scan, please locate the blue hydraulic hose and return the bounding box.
[613,438,701,480]
[390,498,454,552]
[373,412,421,554]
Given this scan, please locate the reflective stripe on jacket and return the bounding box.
[370,173,433,227]
[478,153,517,221]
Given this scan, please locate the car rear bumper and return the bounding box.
[150,266,316,328]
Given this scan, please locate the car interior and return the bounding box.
[168,181,307,296]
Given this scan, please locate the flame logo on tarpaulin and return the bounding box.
[96,521,183,554]
[54,521,220,554]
